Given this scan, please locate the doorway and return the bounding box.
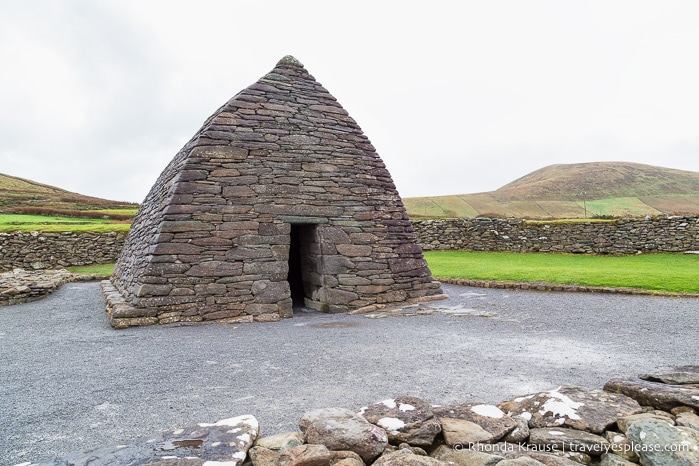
[287,224,317,308]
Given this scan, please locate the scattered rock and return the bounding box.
[29,369,699,466]
[439,417,495,446]
[502,451,581,466]
[373,450,450,466]
[330,450,366,466]
[396,443,426,456]
[250,445,282,466]
[504,415,531,443]
[498,385,642,434]
[599,453,637,465]
[603,378,699,411]
[434,403,517,444]
[603,431,638,462]
[470,442,520,455]
[550,450,592,465]
[256,431,305,451]
[33,414,259,466]
[675,411,699,431]
[528,427,610,455]
[430,444,504,466]
[278,444,331,466]
[498,458,547,466]
[625,418,699,465]
[360,396,441,447]
[616,412,674,433]
[671,406,697,415]
[299,408,388,463]
[639,366,699,385]
[0,268,75,306]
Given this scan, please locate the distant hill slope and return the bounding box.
[0,172,137,219]
[404,162,699,219]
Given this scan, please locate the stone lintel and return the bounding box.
[278,215,329,224]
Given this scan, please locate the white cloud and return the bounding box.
[1,0,698,201]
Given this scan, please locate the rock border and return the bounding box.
[437,278,699,298]
[0,268,106,307]
[26,367,699,466]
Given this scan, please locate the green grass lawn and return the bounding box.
[0,214,131,233]
[424,250,699,294]
[67,263,115,276]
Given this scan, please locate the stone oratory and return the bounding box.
[106,56,444,328]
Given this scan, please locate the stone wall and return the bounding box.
[31,367,699,466]
[2,215,698,274]
[413,215,699,254]
[0,231,126,272]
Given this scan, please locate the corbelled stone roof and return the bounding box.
[109,56,443,328]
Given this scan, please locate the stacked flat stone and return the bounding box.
[0,231,125,272]
[414,215,699,254]
[0,268,75,306]
[109,56,443,328]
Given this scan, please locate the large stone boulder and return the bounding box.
[430,444,504,466]
[502,451,582,466]
[373,450,450,466]
[599,453,637,465]
[498,458,547,466]
[433,403,518,444]
[625,418,699,465]
[278,444,332,466]
[528,427,610,455]
[34,414,259,466]
[299,408,388,463]
[676,411,699,431]
[616,411,674,433]
[255,431,306,451]
[639,366,699,385]
[360,397,441,447]
[498,385,642,434]
[604,377,699,411]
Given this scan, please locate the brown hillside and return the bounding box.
[404,162,699,219]
[0,172,137,218]
[494,161,699,201]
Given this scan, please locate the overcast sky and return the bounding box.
[1,1,698,203]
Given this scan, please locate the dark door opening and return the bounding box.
[288,224,316,307]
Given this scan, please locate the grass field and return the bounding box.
[65,252,699,295]
[67,264,115,276]
[0,214,131,233]
[424,251,699,294]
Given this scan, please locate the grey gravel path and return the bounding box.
[1,282,697,464]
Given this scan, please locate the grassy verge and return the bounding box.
[66,264,115,276]
[424,250,699,294]
[0,214,131,233]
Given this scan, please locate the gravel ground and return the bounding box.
[1,282,697,464]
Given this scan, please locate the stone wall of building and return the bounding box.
[107,56,443,328]
[0,231,126,272]
[413,215,699,254]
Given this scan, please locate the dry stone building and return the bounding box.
[107,56,444,328]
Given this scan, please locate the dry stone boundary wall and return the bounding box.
[2,215,698,273]
[413,215,699,254]
[0,231,126,272]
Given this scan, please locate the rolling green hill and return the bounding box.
[404,162,699,219]
[0,172,137,221]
